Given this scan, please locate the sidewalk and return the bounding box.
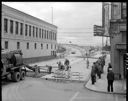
[85,54,126,95]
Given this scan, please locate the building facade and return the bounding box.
[102,2,127,79]
[1,4,58,61]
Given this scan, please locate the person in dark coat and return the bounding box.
[48,66,52,74]
[64,58,70,66]
[95,61,99,77]
[107,68,114,92]
[107,63,112,73]
[91,62,96,84]
[97,63,102,79]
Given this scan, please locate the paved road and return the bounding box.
[2,45,126,101]
[2,77,126,101]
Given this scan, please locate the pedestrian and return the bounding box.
[34,65,39,77]
[97,63,102,79]
[48,66,52,74]
[65,65,71,78]
[107,68,114,92]
[95,61,99,78]
[107,63,112,73]
[57,61,62,70]
[64,58,70,66]
[86,59,89,69]
[102,57,105,73]
[91,62,96,84]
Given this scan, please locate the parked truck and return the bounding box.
[1,49,40,82]
[1,50,27,82]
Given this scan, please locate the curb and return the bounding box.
[84,79,126,95]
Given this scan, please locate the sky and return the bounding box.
[2,2,107,46]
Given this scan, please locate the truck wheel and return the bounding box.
[20,71,25,80]
[12,72,21,82]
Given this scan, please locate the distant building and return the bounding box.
[102,2,127,79]
[2,4,58,62]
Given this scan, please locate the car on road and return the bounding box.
[71,52,76,54]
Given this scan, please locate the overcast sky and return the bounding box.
[2,2,106,46]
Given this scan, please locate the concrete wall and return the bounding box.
[104,2,127,79]
[110,31,126,79]
[2,4,58,59]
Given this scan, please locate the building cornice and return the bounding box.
[2,4,57,29]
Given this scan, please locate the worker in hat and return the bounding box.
[107,67,114,92]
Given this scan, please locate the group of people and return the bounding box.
[56,58,71,78]
[90,54,115,92]
[91,55,106,84]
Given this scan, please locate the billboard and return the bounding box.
[93,25,104,36]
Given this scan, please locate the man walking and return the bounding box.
[86,58,89,69]
[97,63,102,79]
[64,58,70,66]
[107,68,114,92]
[91,62,96,84]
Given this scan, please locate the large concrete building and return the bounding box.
[102,2,127,79]
[1,4,58,63]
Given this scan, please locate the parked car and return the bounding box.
[71,52,75,54]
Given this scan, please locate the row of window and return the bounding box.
[4,41,56,50]
[121,2,126,19]
[4,18,57,40]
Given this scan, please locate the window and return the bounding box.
[25,24,28,36]
[121,2,126,19]
[51,44,53,49]
[49,31,51,40]
[51,32,53,40]
[5,41,8,49]
[17,42,20,49]
[47,30,48,39]
[53,33,54,40]
[29,25,31,36]
[41,43,43,49]
[36,27,38,38]
[4,18,8,33]
[49,31,50,39]
[55,33,56,40]
[35,43,37,49]
[122,31,126,43]
[50,31,52,40]
[47,44,48,49]
[42,29,44,38]
[10,20,13,34]
[27,42,29,49]
[55,45,56,49]
[39,28,41,38]
[45,30,46,39]
[33,26,35,37]
[50,32,51,40]
[20,23,23,35]
[15,21,19,35]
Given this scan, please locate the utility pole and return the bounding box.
[102,36,104,56]
[51,7,53,24]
